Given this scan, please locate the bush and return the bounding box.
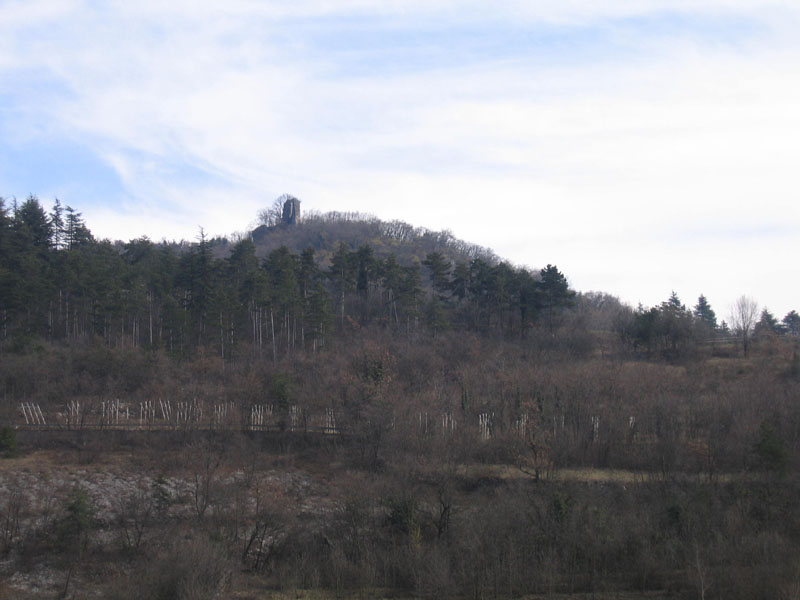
[114,537,231,600]
[754,421,788,474]
[0,426,17,458]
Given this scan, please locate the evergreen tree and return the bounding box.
[423,295,449,334]
[755,308,780,336]
[468,258,495,329]
[0,198,14,336]
[50,198,65,250]
[782,310,800,336]
[297,247,331,349]
[449,261,470,303]
[379,254,403,324]
[16,195,52,250]
[175,228,216,345]
[694,294,717,329]
[658,292,694,358]
[355,245,377,299]
[64,206,92,249]
[491,262,516,333]
[422,251,451,299]
[538,264,575,330]
[719,320,731,336]
[664,291,683,311]
[328,242,355,328]
[397,262,424,332]
[265,246,299,353]
[517,268,539,334]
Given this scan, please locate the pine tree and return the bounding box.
[782,310,800,336]
[64,206,92,249]
[16,195,52,250]
[265,246,299,353]
[50,198,65,250]
[328,242,355,328]
[694,294,717,329]
[755,308,779,336]
[538,264,575,331]
[422,251,451,299]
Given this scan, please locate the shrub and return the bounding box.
[0,426,17,458]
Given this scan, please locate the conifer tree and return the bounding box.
[782,310,800,336]
[694,294,717,329]
[422,251,451,299]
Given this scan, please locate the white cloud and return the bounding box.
[1,1,799,315]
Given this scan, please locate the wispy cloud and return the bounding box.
[1,1,799,315]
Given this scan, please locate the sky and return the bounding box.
[1,1,799,319]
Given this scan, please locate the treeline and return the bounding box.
[0,195,575,358]
[616,291,800,361]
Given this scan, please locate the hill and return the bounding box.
[2,193,800,599]
[246,210,499,267]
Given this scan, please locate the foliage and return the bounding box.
[55,486,97,552]
[753,421,788,474]
[618,292,702,360]
[783,310,800,336]
[694,294,717,331]
[0,196,581,354]
[0,426,16,457]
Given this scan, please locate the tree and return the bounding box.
[257,197,285,227]
[755,308,780,337]
[664,291,685,312]
[397,262,424,333]
[176,228,216,345]
[449,261,470,303]
[782,310,799,336]
[626,304,660,358]
[0,198,14,336]
[753,421,788,475]
[328,242,355,328]
[64,205,93,249]
[0,426,17,458]
[56,487,98,596]
[537,264,575,330]
[422,251,451,299]
[298,247,331,350]
[517,269,539,335]
[693,295,717,330]
[658,292,695,359]
[730,295,758,357]
[265,246,300,354]
[354,245,378,313]
[379,254,403,324]
[719,320,730,337]
[50,198,65,250]
[15,195,52,250]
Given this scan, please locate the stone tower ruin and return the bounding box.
[281,195,301,225]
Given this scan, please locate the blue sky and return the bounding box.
[1,1,799,318]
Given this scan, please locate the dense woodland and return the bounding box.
[1,194,800,599]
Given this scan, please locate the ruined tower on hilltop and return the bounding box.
[281,195,301,225]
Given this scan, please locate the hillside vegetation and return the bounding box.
[1,194,800,599]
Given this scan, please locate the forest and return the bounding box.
[1,194,800,599]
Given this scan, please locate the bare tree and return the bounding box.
[257,197,285,227]
[730,295,758,356]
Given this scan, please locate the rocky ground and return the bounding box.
[0,440,343,599]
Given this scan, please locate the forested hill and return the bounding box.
[5,196,800,600]
[0,194,579,357]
